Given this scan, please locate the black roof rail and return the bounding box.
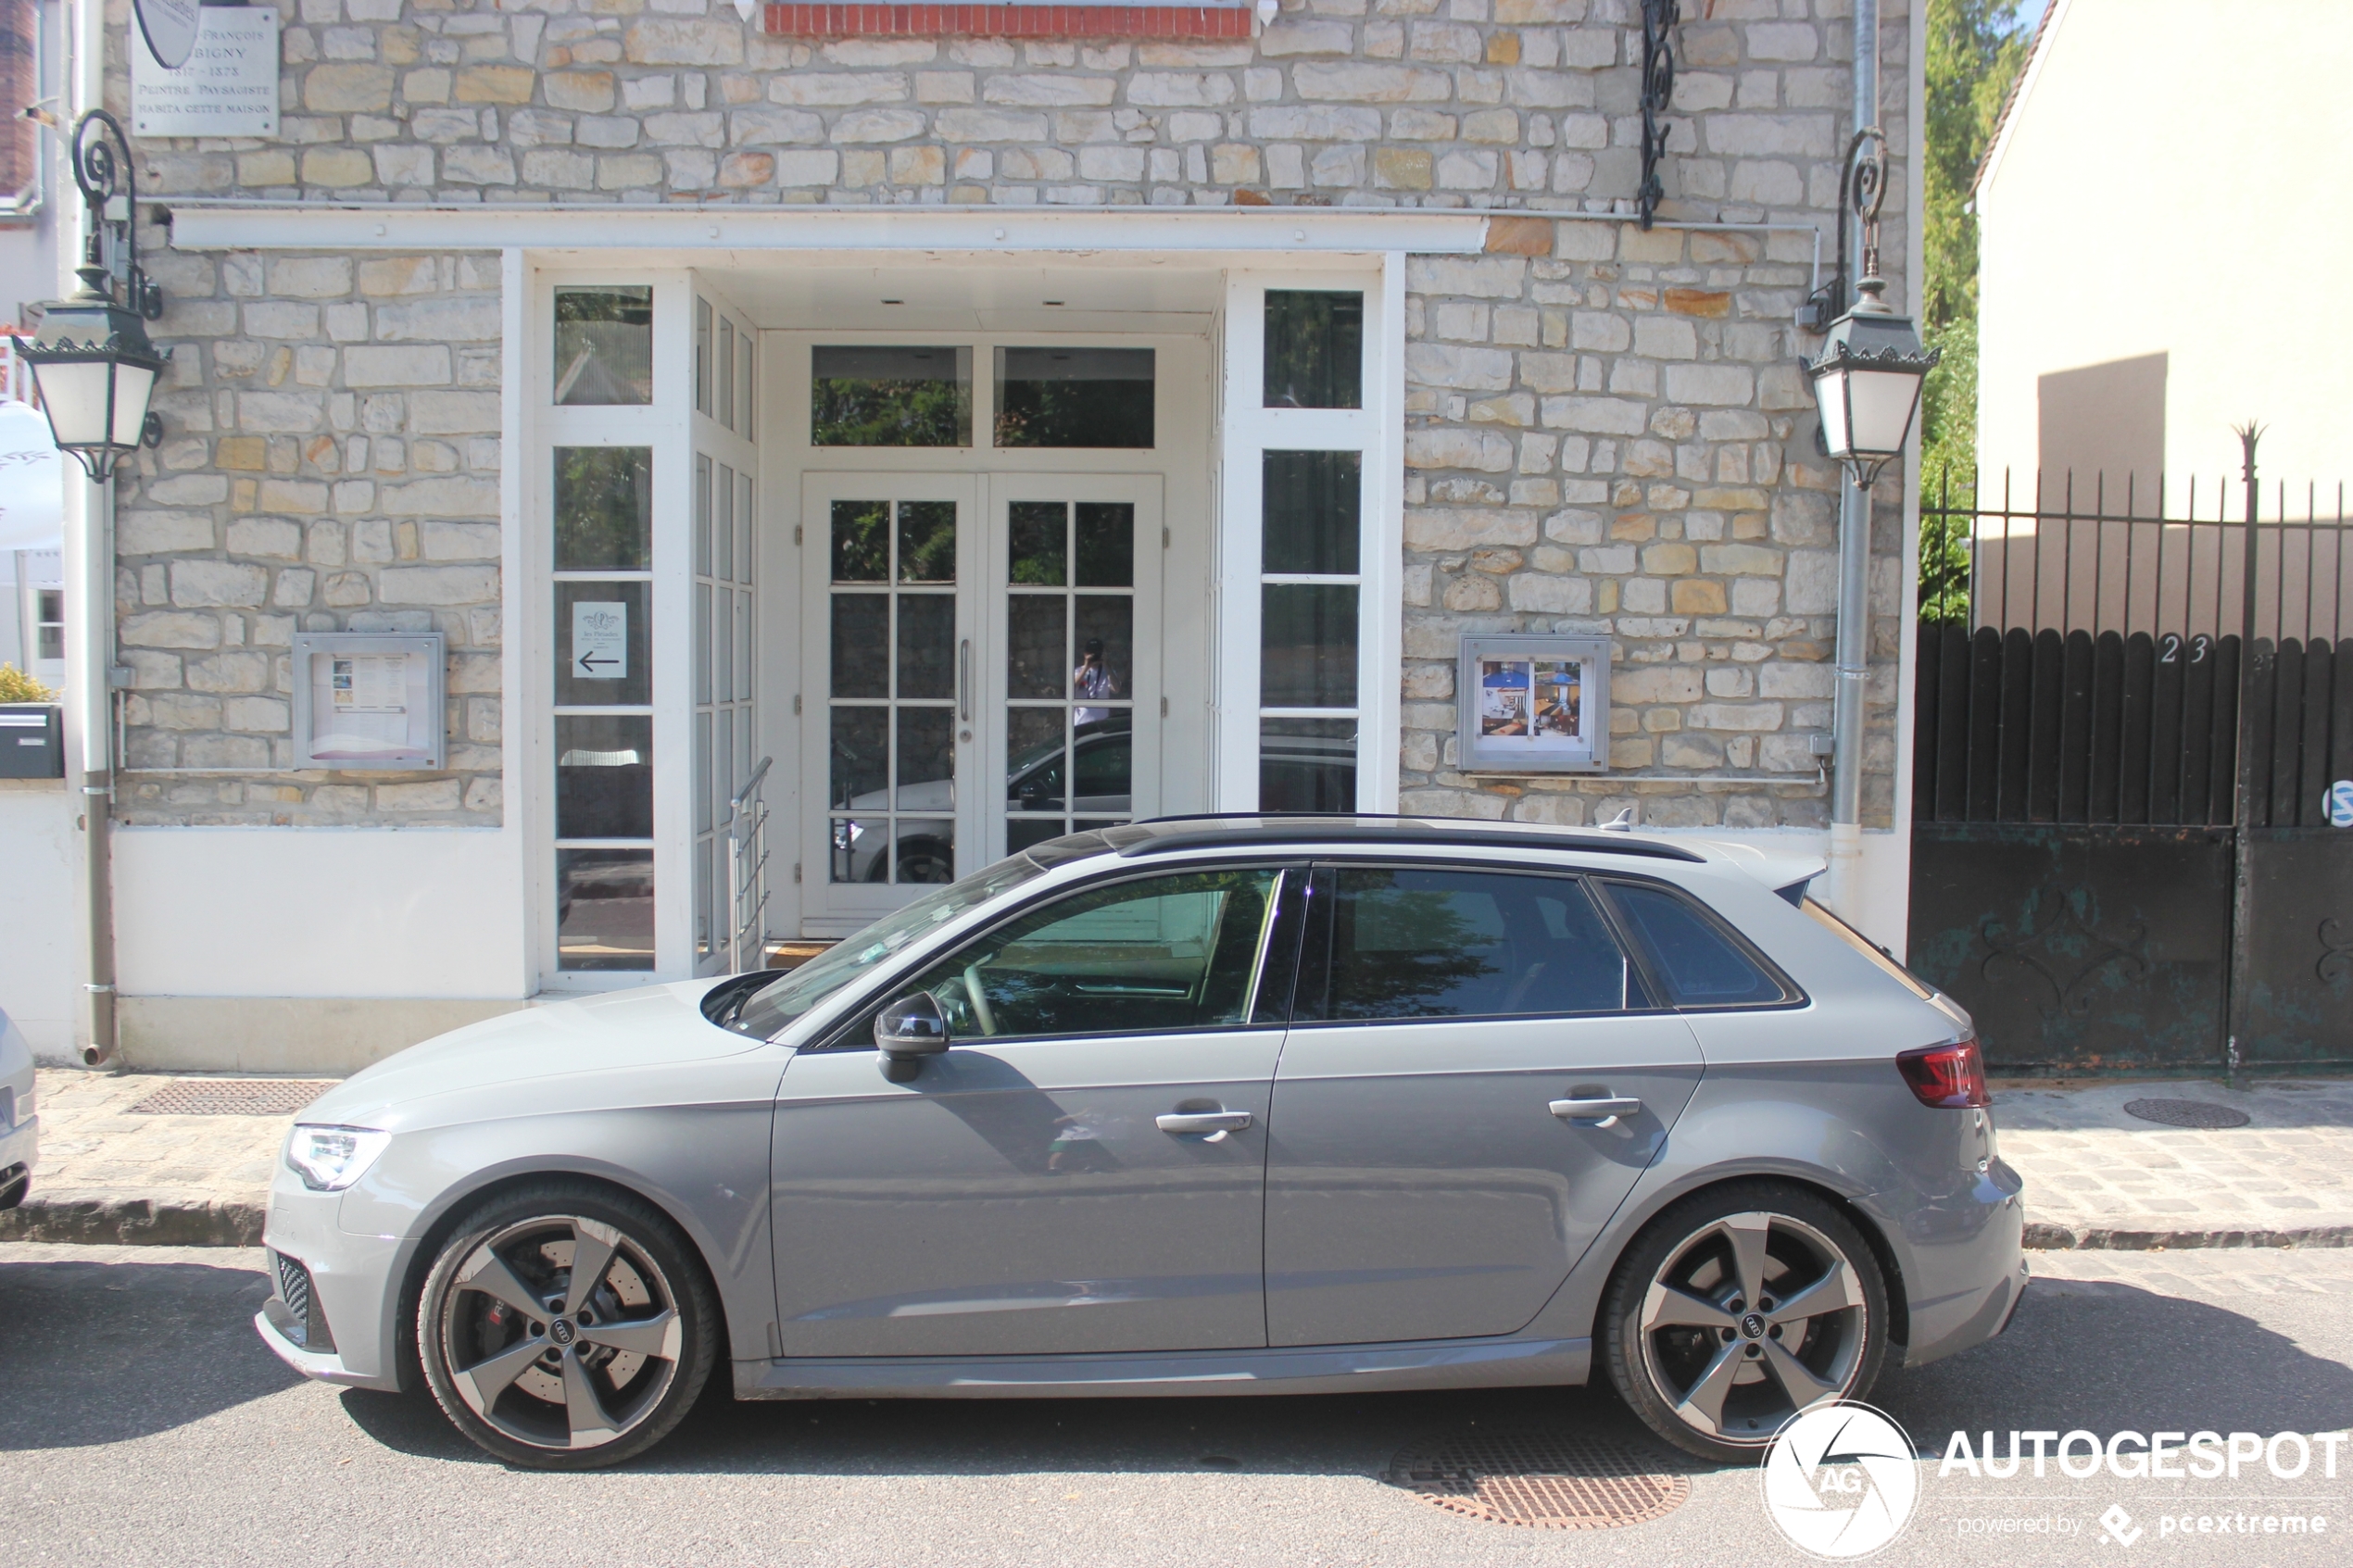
[1108,814,1705,863]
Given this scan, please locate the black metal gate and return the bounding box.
[1907,461,2353,1074]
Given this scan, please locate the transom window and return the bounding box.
[811,345,1155,450]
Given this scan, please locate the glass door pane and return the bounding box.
[801,473,977,932]
[988,478,1162,860]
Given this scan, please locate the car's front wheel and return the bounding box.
[1601,1182,1889,1465]
[417,1182,717,1470]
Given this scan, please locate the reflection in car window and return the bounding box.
[1304,868,1646,1022]
[731,854,1049,1037]
[905,869,1282,1040]
[1604,883,1789,1007]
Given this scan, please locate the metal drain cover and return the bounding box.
[2124,1098,2252,1130]
[130,1080,333,1117]
[1384,1430,1692,1529]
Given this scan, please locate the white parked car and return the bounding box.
[0,1005,37,1212]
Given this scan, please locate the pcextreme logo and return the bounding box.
[1761,1401,1921,1559]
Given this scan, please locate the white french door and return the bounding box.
[799,470,1163,932]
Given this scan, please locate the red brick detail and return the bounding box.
[763,5,1254,39]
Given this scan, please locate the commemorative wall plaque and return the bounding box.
[131,4,280,138]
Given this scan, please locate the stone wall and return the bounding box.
[115,238,505,826]
[116,0,1908,225]
[1396,215,1903,830]
[101,0,1911,828]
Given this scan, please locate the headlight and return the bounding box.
[284,1124,392,1191]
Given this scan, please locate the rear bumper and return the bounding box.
[1895,1157,2028,1368]
[0,1110,34,1207]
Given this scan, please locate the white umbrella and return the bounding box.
[0,401,67,553]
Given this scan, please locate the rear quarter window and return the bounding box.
[1602,882,1794,1008]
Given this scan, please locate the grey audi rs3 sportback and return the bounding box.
[257,816,2025,1470]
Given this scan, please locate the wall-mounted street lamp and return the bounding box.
[1804,129,1939,490]
[10,110,168,484]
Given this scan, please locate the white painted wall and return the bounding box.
[111,827,531,1000]
[1977,0,2353,496]
[0,786,76,1061]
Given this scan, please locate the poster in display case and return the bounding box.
[289,633,446,771]
[1456,633,1611,773]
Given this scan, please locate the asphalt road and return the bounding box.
[5,1243,2350,1568]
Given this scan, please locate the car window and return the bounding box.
[730,853,1050,1037]
[902,867,1284,1040]
[1302,867,1649,1022]
[1602,882,1791,1008]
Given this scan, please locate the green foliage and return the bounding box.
[0,664,57,703]
[1917,0,2032,621]
[812,377,971,448]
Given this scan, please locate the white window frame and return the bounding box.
[1214,261,1404,815]
[530,268,697,990]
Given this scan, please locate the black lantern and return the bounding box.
[10,111,169,484]
[1802,129,1937,490]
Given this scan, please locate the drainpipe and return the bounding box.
[63,0,118,1066]
[1823,0,1880,919]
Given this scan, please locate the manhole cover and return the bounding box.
[2124,1098,2252,1130]
[1384,1431,1692,1529]
[130,1080,333,1117]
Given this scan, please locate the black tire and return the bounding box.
[416,1181,718,1471]
[1601,1181,1889,1465]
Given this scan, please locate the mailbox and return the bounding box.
[0,705,63,780]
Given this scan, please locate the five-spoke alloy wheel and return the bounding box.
[1602,1183,1888,1464]
[419,1183,716,1470]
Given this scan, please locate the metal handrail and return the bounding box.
[725,755,774,973]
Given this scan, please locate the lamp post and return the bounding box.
[1803,126,1938,922]
[10,110,169,483]
[8,108,168,1067]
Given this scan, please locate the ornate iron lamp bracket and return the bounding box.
[1800,128,1888,334]
[1637,0,1680,230]
[69,109,165,324]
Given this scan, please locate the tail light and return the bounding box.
[1897,1036,1989,1109]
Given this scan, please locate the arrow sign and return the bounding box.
[571,601,627,681]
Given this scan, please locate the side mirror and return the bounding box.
[874,991,950,1059]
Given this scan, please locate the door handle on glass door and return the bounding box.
[1549,1097,1641,1127]
[1155,1110,1252,1142]
[958,639,972,722]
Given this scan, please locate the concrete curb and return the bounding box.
[0,1196,266,1248]
[2024,1221,2353,1251]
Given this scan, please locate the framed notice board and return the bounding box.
[1456,633,1611,774]
[289,633,445,771]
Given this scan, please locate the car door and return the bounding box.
[1262,863,1705,1348]
[771,863,1302,1359]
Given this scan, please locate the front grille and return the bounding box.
[271,1250,336,1353]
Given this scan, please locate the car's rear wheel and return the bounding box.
[417,1182,716,1470]
[1602,1182,1888,1465]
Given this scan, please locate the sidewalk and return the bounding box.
[5,1067,2352,1250]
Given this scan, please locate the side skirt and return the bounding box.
[734,1335,1590,1399]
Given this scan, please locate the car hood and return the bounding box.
[297,981,766,1129]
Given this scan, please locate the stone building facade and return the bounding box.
[31,0,1921,1064]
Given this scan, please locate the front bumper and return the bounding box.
[256,1166,409,1393]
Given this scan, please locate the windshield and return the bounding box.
[730,854,1052,1039]
[1801,897,1937,1000]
